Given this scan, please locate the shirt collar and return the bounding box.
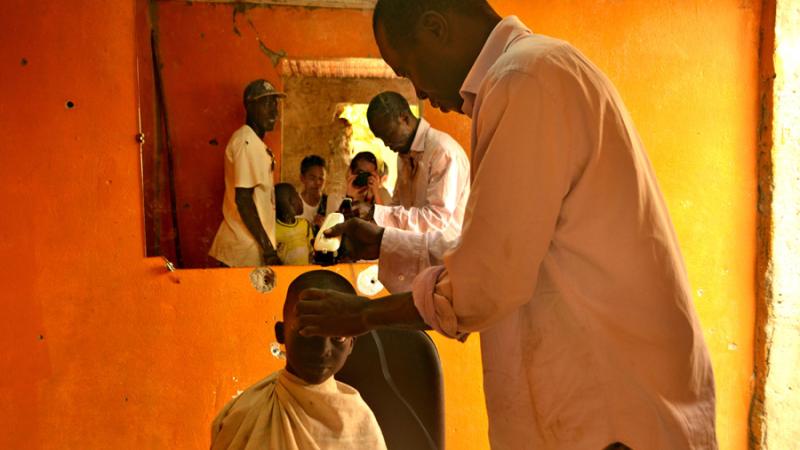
[459,16,533,117]
[409,117,431,153]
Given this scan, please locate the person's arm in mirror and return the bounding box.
[235,187,281,265]
[323,218,384,261]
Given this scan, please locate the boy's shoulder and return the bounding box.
[211,371,280,435]
[219,371,279,412]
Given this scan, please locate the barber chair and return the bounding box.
[336,329,445,450]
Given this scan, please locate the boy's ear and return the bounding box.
[343,336,355,357]
[274,322,285,344]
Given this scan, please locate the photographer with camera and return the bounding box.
[344,152,391,219]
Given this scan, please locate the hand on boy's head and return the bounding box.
[296,288,371,337]
[281,270,361,384]
[283,294,355,384]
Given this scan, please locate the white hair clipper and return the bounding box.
[313,212,345,264]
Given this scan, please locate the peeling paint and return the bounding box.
[257,38,287,67]
[249,267,277,293]
[231,3,287,66]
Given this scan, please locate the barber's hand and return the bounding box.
[296,288,371,337]
[351,200,374,221]
[324,218,384,261]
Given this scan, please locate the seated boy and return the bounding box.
[274,183,314,265]
[210,270,387,450]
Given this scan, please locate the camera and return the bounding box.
[353,171,371,188]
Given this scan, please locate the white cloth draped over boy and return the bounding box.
[372,118,470,241]
[378,16,716,450]
[210,370,387,450]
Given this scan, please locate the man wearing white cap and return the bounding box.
[209,79,285,267]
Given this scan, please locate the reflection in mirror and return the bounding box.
[137,0,419,268]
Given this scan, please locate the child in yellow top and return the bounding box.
[274,183,314,265]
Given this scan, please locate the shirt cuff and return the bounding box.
[372,204,388,227]
[411,266,468,341]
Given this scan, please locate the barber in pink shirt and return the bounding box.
[297,1,717,449]
[364,91,470,240]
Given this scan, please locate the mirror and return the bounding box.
[137,0,420,268]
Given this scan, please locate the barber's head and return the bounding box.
[367,91,418,155]
[275,271,356,384]
[243,79,284,133]
[372,0,499,114]
[300,155,327,196]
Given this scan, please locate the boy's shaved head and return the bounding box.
[278,270,357,384]
[284,270,355,319]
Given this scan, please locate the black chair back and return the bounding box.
[336,329,445,450]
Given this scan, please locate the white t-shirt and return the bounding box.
[208,125,276,267]
[298,193,343,225]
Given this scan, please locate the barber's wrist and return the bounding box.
[377,226,385,246]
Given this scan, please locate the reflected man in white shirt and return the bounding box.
[208,80,283,267]
[365,91,470,240]
[295,1,717,449]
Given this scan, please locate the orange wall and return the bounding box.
[0,1,758,449]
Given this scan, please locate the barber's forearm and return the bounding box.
[363,292,430,331]
[374,204,449,232]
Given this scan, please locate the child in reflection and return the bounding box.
[210,271,387,450]
[274,183,314,265]
[298,155,343,235]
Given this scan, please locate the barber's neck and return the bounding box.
[452,9,503,76]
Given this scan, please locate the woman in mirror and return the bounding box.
[345,152,391,214]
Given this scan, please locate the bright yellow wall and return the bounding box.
[0,0,758,449]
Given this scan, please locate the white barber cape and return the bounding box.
[211,370,387,450]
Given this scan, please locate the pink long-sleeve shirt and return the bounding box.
[373,118,470,240]
[379,16,717,450]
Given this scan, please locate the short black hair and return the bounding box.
[275,182,296,205]
[367,91,412,129]
[301,155,326,175]
[283,270,356,319]
[373,0,490,47]
[349,151,378,172]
